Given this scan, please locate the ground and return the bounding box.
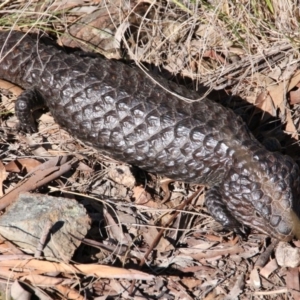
[0,0,300,299]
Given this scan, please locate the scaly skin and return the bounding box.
[1,31,300,240]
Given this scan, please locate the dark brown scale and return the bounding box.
[1,31,300,240]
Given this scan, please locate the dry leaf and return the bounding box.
[260,259,278,278]
[0,240,25,255]
[268,71,300,108]
[224,273,244,300]
[50,0,90,11]
[189,244,244,260]
[181,240,218,253]
[202,290,217,300]
[162,21,184,43]
[181,277,203,289]
[5,158,41,173]
[55,285,84,300]
[103,208,131,245]
[285,267,300,291]
[142,224,174,252]
[249,267,261,289]
[10,280,31,300]
[160,178,174,203]
[133,186,153,205]
[0,79,23,96]
[289,82,300,105]
[20,274,64,286]
[290,290,300,300]
[284,109,298,139]
[255,92,276,117]
[0,259,154,280]
[268,70,300,139]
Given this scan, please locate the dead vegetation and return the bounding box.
[0,0,299,299]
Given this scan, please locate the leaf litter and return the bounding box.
[0,0,299,299]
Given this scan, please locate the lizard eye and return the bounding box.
[255,211,262,219]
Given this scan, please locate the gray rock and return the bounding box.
[0,192,91,261]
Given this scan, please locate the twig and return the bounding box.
[0,156,78,210]
[255,239,279,268]
[34,220,53,258]
[129,186,204,295]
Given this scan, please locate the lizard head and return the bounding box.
[223,149,300,241]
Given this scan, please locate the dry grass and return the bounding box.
[1,1,299,112]
[2,1,299,93]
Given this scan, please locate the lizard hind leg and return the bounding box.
[205,185,249,239]
[15,88,46,133]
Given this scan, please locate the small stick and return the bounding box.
[0,156,78,210]
[129,187,204,296]
[34,220,53,258]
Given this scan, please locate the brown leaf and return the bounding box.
[133,186,153,205]
[182,240,218,253]
[180,277,203,289]
[76,162,94,172]
[0,79,23,96]
[189,244,244,260]
[286,267,300,291]
[49,0,92,11]
[0,259,154,280]
[142,225,174,252]
[268,70,300,108]
[20,274,64,286]
[285,108,298,140]
[160,178,174,204]
[203,291,217,300]
[55,285,84,300]
[255,91,276,117]
[289,82,300,105]
[249,267,261,289]
[224,273,244,300]
[5,158,41,173]
[0,156,76,210]
[291,290,300,300]
[0,240,24,255]
[59,7,122,59]
[11,280,31,300]
[268,70,300,140]
[103,208,131,245]
[260,259,278,278]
